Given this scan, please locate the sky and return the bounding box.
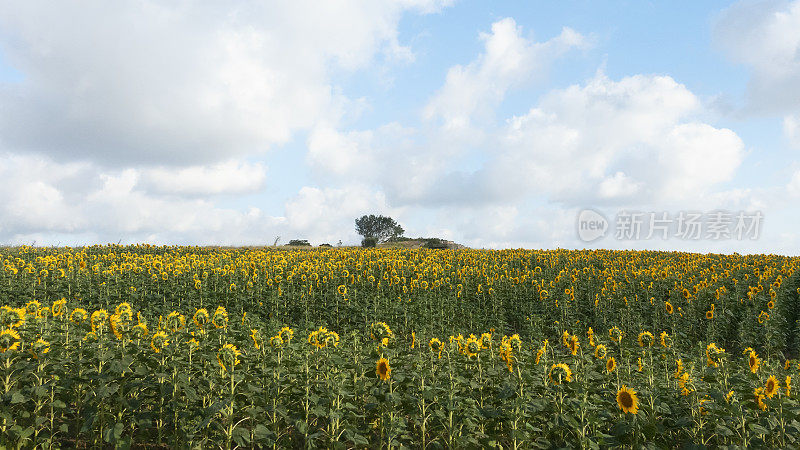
[1,0,800,254]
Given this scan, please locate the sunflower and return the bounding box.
[637,357,643,372]
[30,338,50,358]
[594,344,607,359]
[637,331,654,348]
[706,310,714,320]
[250,329,262,349]
[463,336,481,358]
[548,363,573,384]
[429,338,444,359]
[193,308,209,328]
[616,385,639,414]
[705,343,725,367]
[568,335,580,356]
[278,326,294,342]
[587,327,595,347]
[151,331,170,353]
[370,322,393,346]
[765,375,780,399]
[212,306,228,329]
[51,298,67,317]
[606,357,617,373]
[786,376,792,397]
[337,284,347,296]
[376,356,391,381]
[665,301,674,315]
[0,328,21,353]
[748,351,761,373]
[679,372,692,396]
[25,299,41,315]
[754,387,767,411]
[660,331,670,348]
[535,346,545,364]
[674,359,684,378]
[217,343,241,372]
[115,302,132,316]
[562,330,571,347]
[132,322,149,339]
[164,311,185,333]
[90,309,109,333]
[767,300,775,309]
[608,326,622,343]
[2,307,25,329]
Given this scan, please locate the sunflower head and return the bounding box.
[765,375,780,399]
[548,363,573,385]
[665,301,674,315]
[278,327,294,342]
[429,338,444,358]
[164,311,185,333]
[705,343,725,367]
[608,326,622,343]
[212,307,228,329]
[568,335,580,356]
[748,351,761,373]
[25,300,41,315]
[151,331,170,353]
[637,331,654,348]
[617,385,639,414]
[370,322,393,346]
[754,387,767,411]
[132,322,149,339]
[70,308,88,325]
[606,357,617,373]
[594,344,607,359]
[250,329,262,349]
[0,328,21,353]
[464,336,481,358]
[30,338,50,358]
[51,298,67,317]
[217,343,241,372]
[193,308,210,328]
[660,331,671,348]
[270,334,285,348]
[376,356,391,381]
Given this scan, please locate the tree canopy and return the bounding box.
[355,215,404,244]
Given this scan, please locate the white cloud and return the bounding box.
[423,18,589,130]
[785,114,800,147]
[284,185,398,243]
[0,1,452,166]
[488,74,743,205]
[141,160,267,196]
[715,0,800,113]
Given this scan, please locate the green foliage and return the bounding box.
[355,215,404,243]
[0,245,797,447]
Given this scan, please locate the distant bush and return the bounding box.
[361,237,377,247]
[319,243,332,247]
[423,238,449,249]
[287,239,311,246]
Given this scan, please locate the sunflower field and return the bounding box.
[1,245,800,448]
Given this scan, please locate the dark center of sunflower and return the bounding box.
[767,380,775,392]
[750,356,756,366]
[620,392,633,408]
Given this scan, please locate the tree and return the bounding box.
[355,215,404,245]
